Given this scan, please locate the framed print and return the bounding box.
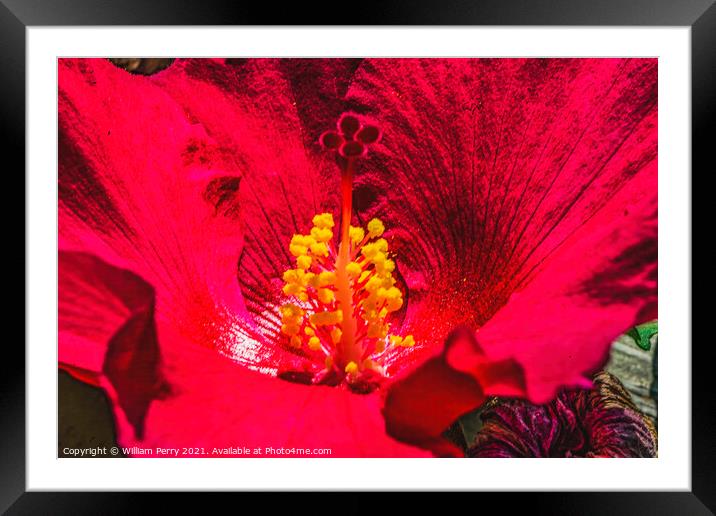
[5,0,714,512]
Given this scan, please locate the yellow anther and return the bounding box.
[310,226,333,243]
[283,269,306,285]
[364,276,383,293]
[374,238,388,253]
[349,226,365,246]
[360,243,379,260]
[310,310,343,327]
[282,283,303,297]
[289,235,315,258]
[377,259,395,275]
[280,304,304,318]
[367,218,385,238]
[371,252,386,267]
[317,271,336,287]
[308,336,322,351]
[310,242,329,257]
[346,261,362,279]
[386,297,403,312]
[381,276,395,288]
[390,335,414,347]
[312,213,335,229]
[317,288,335,304]
[281,211,407,381]
[296,255,312,270]
[379,287,403,311]
[291,234,315,246]
[289,244,308,257]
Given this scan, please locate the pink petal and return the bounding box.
[383,327,524,455]
[347,58,657,392]
[140,320,430,457]
[59,58,294,371]
[476,158,656,402]
[150,59,343,361]
[59,252,427,456]
[59,251,168,441]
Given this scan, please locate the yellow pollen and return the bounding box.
[390,334,415,347]
[349,226,365,246]
[345,261,362,278]
[312,213,335,229]
[367,218,385,238]
[317,288,335,304]
[310,310,343,327]
[310,226,333,243]
[308,336,322,351]
[310,242,329,257]
[280,212,415,383]
[296,255,312,270]
[317,271,336,287]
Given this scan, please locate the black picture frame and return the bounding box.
[4,0,713,513]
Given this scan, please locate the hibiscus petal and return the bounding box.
[137,320,431,457]
[475,162,656,402]
[346,58,657,400]
[149,59,346,365]
[59,58,292,370]
[346,58,656,337]
[59,251,168,441]
[60,251,427,456]
[383,327,524,455]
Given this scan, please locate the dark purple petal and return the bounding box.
[468,371,657,457]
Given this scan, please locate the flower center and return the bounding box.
[279,114,414,390]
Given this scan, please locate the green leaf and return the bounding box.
[626,320,658,350]
[458,408,484,446]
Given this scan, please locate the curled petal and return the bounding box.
[383,327,525,456]
[59,251,168,442]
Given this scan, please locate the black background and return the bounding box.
[3,0,713,513]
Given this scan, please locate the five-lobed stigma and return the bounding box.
[279,114,414,388]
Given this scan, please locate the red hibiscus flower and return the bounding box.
[58,57,657,457]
